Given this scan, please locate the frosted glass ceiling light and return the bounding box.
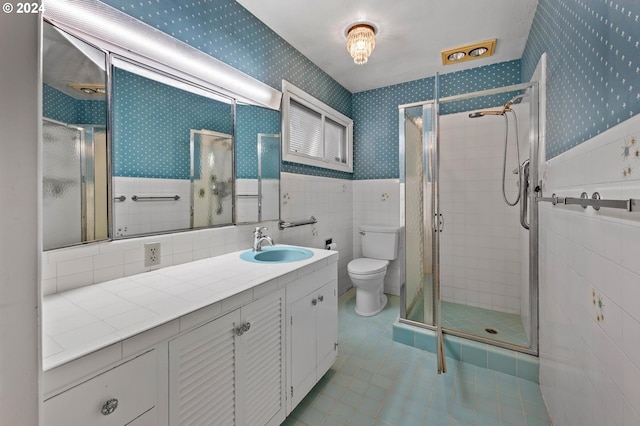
[347,24,376,65]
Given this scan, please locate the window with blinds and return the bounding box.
[282,81,353,173]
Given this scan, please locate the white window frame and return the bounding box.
[282,80,353,173]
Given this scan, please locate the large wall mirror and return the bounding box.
[235,105,281,223]
[41,16,282,250]
[42,22,108,250]
[111,60,235,238]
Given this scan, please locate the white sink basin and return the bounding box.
[240,246,314,263]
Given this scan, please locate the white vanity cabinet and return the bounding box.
[286,267,338,412]
[43,350,157,426]
[42,248,339,426]
[168,289,286,426]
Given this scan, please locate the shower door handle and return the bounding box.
[519,160,530,230]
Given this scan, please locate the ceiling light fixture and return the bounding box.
[68,83,106,96]
[469,47,488,57]
[447,52,466,61]
[346,23,376,65]
[441,39,496,65]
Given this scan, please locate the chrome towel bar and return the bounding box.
[131,195,180,201]
[278,216,317,230]
[536,192,640,212]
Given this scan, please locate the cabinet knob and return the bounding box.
[311,298,317,306]
[318,295,324,302]
[235,322,251,336]
[101,398,119,416]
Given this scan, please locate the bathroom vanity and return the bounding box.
[42,246,338,426]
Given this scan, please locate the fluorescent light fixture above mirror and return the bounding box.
[43,0,282,110]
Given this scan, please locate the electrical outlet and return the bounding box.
[144,242,161,267]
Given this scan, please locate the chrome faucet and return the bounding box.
[252,227,275,252]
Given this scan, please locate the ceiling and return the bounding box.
[43,23,106,101]
[236,0,538,93]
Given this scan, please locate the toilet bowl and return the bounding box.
[348,225,400,317]
[347,258,389,316]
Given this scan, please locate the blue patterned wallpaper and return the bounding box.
[260,135,280,180]
[112,67,233,179]
[100,0,351,119]
[43,84,106,125]
[235,104,280,179]
[352,60,522,180]
[522,0,640,159]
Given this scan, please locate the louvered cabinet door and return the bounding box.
[237,289,286,426]
[169,310,241,426]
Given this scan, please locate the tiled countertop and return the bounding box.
[42,246,338,371]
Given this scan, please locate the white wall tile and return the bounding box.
[540,114,640,426]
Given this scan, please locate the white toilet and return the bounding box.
[348,225,400,316]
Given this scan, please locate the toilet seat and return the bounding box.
[348,258,389,275]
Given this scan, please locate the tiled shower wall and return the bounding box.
[438,109,528,315]
[538,113,640,426]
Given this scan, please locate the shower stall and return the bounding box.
[399,81,539,372]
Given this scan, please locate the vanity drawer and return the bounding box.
[43,350,156,426]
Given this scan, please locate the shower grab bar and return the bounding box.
[236,194,259,198]
[536,192,640,212]
[131,195,180,201]
[278,216,317,230]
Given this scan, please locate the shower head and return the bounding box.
[509,93,528,105]
[468,92,528,118]
[468,110,503,118]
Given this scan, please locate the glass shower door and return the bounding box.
[400,100,447,372]
[401,104,434,326]
[190,129,233,227]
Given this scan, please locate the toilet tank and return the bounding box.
[360,225,400,260]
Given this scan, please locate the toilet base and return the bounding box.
[355,293,387,317]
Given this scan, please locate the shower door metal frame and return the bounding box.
[399,81,540,357]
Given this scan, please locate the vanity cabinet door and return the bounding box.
[169,289,285,426]
[43,350,157,426]
[287,278,338,412]
[315,280,338,379]
[289,289,320,410]
[238,288,286,426]
[169,310,240,426]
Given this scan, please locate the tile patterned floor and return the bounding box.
[441,301,529,348]
[282,290,550,426]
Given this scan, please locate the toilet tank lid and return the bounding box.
[359,225,400,233]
